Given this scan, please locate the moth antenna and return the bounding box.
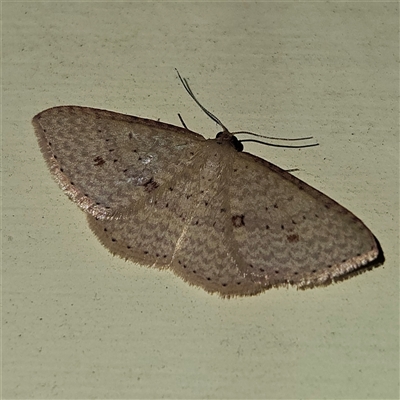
[175,69,229,132]
[176,71,318,149]
[234,131,318,149]
[234,131,314,141]
[238,139,319,149]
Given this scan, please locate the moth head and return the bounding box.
[215,131,244,152]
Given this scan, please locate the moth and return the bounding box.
[32,71,383,297]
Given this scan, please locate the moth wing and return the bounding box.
[226,150,380,288]
[32,106,205,219]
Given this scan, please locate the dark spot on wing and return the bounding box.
[144,178,159,193]
[232,214,245,228]
[287,234,299,243]
[93,156,105,166]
